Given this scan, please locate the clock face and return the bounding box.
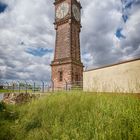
[56,2,69,19]
[72,4,80,21]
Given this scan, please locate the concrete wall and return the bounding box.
[83,59,140,93]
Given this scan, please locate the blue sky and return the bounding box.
[0,0,140,81]
[115,0,137,39]
[115,28,126,39]
[0,2,7,13]
[26,47,52,57]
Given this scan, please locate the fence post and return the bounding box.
[33,82,35,93]
[64,79,68,91]
[41,81,44,93]
[12,82,15,93]
[51,80,54,92]
[17,81,20,94]
[24,81,28,94]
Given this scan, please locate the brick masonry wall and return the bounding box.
[52,62,83,89]
[71,24,81,61]
[52,64,72,89]
[55,23,71,60]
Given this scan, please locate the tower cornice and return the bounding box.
[54,18,81,30]
[54,0,82,8]
[54,0,66,5]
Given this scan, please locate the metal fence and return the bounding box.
[51,81,83,91]
[0,80,83,93]
[0,80,53,94]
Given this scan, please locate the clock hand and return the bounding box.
[62,6,65,18]
[63,9,65,17]
[61,9,63,18]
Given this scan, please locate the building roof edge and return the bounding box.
[84,57,140,72]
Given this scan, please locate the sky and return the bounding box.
[0,0,140,82]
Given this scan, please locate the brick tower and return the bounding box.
[51,0,84,90]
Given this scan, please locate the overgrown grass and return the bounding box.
[0,91,140,140]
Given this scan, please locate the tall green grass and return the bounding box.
[0,92,140,140]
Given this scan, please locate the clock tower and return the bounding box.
[51,0,84,90]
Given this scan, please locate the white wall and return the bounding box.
[83,59,140,93]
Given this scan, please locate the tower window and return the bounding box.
[76,74,79,81]
[59,71,63,81]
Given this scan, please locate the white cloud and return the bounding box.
[120,3,140,57]
[81,0,140,68]
[0,0,139,81]
[0,0,54,81]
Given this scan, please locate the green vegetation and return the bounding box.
[0,89,34,93]
[0,89,9,93]
[0,92,140,140]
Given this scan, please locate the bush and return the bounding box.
[0,102,6,112]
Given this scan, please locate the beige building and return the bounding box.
[83,58,140,93]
